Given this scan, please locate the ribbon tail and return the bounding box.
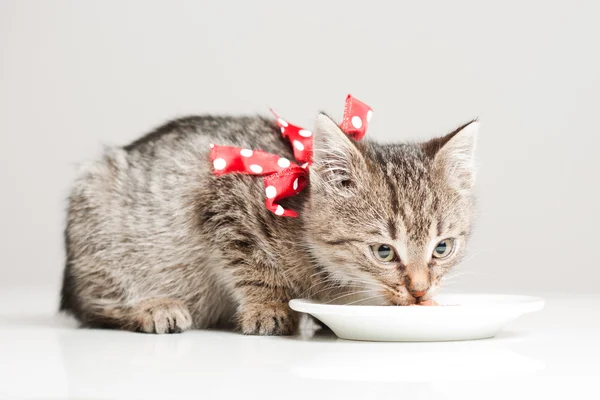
[263,166,308,218]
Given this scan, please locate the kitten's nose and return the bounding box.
[410,290,428,298]
[406,268,430,299]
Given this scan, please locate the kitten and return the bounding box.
[60,112,478,335]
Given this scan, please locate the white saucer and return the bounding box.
[289,294,545,342]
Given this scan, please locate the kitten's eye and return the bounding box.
[433,239,455,259]
[371,244,397,263]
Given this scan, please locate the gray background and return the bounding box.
[1,0,598,294]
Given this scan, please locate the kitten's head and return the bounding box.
[304,113,478,305]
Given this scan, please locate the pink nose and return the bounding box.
[411,290,427,298]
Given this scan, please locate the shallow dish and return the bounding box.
[289,294,544,342]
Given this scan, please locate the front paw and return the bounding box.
[238,302,298,335]
[132,299,193,334]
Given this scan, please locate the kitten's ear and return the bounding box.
[423,120,478,190]
[310,113,365,191]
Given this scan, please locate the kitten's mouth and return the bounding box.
[383,288,418,306]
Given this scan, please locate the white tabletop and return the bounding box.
[0,288,598,400]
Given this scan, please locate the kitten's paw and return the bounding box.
[132,298,192,334]
[238,302,298,336]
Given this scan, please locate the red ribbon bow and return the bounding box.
[210,94,373,217]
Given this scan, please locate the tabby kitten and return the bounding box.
[60,111,478,335]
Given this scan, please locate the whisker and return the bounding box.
[325,289,381,304]
[344,294,387,306]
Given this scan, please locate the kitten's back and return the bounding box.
[61,115,296,328]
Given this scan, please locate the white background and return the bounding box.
[1,0,598,294]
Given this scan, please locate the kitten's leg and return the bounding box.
[238,301,298,336]
[207,208,301,335]
[61,264,193,334]
[77,297,193,334]
[234,281,299,336]
[124,298,193,334]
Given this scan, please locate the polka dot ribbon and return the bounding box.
[210,94,373,217]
